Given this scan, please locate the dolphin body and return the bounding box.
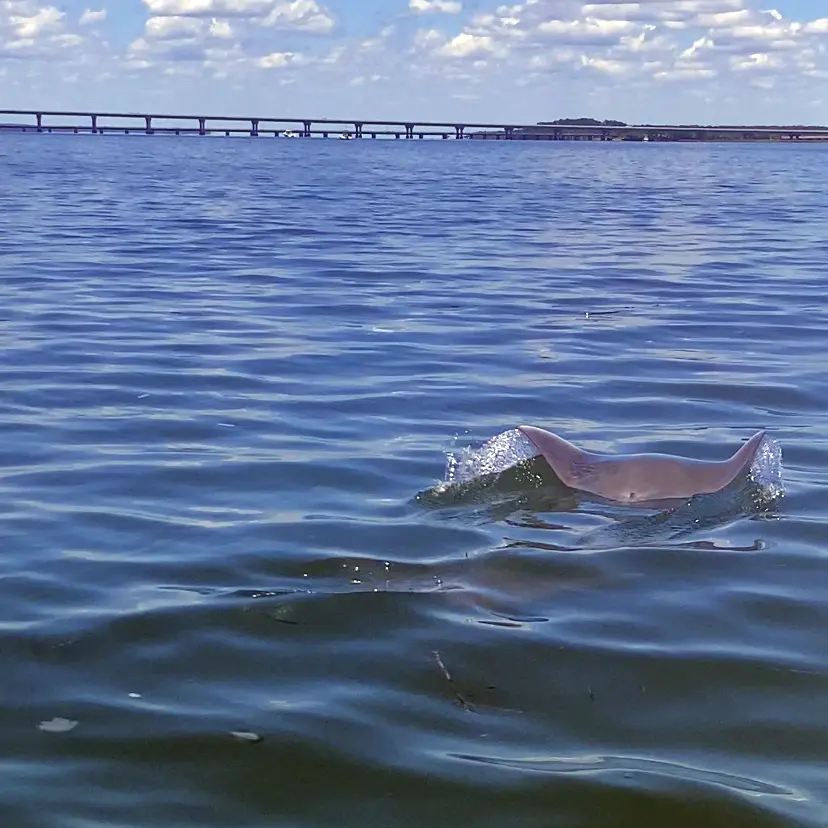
[518,426,766,506]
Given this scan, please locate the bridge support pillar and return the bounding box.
[304,120,312,137]
[454,125,465,139]
[36,113,43,132]
[198,117,206,135]
[405,124,414,139]
[145,116,153,134]
[91,114,98,133]
[251,119,259,136]
[354,123,363,138]
[504,126,514,140]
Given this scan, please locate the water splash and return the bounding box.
[749,434,785,501]
[444,429,539,486]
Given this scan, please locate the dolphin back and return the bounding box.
[518,425,767,504]
[720,429,766,486]
[517,425,588,488]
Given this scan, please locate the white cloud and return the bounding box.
[655,65,717,81]
[0,1,105,63]
[125,0,334,72]
[730,51,782,71]
[580,55,628,75]
[409,0,462,13]
[210,18,233,37]
[536,18,638,44]
[693,10,751,28]
[261,1,334,32]
[803,18,828,34]
[257,50,296,67]
[10,6,64,38]
[412,28,445,50]
[144,0,270,13]
[145,15,204,39]
[405,0,828,96]
[53,33,83,47]
[437,32,500,58]
[79,8,107,25]
[142,0,335,32]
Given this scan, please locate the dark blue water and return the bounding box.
[1,134,827,828]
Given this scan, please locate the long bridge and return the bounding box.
[1,109,827,142]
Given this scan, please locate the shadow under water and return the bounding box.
[415,428,785,551]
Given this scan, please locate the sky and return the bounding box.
[0,0,826,125]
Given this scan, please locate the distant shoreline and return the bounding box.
[1,125,824,143]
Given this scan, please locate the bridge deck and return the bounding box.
[1,109,826,141]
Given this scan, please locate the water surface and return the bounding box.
[1,134,827,828]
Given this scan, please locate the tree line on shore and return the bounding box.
[542,117,826,129]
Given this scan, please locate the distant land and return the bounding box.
[542,118,628,127]
[471,117,828,142]
[540,117,828,129]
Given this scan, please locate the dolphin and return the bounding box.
[518,426,766,505]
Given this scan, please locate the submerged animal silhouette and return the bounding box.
[518,426,766,504]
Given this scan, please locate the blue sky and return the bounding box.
[1,0,827,125]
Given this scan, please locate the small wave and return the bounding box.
[450,752,798,798]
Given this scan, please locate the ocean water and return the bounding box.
[0,133,827,828]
